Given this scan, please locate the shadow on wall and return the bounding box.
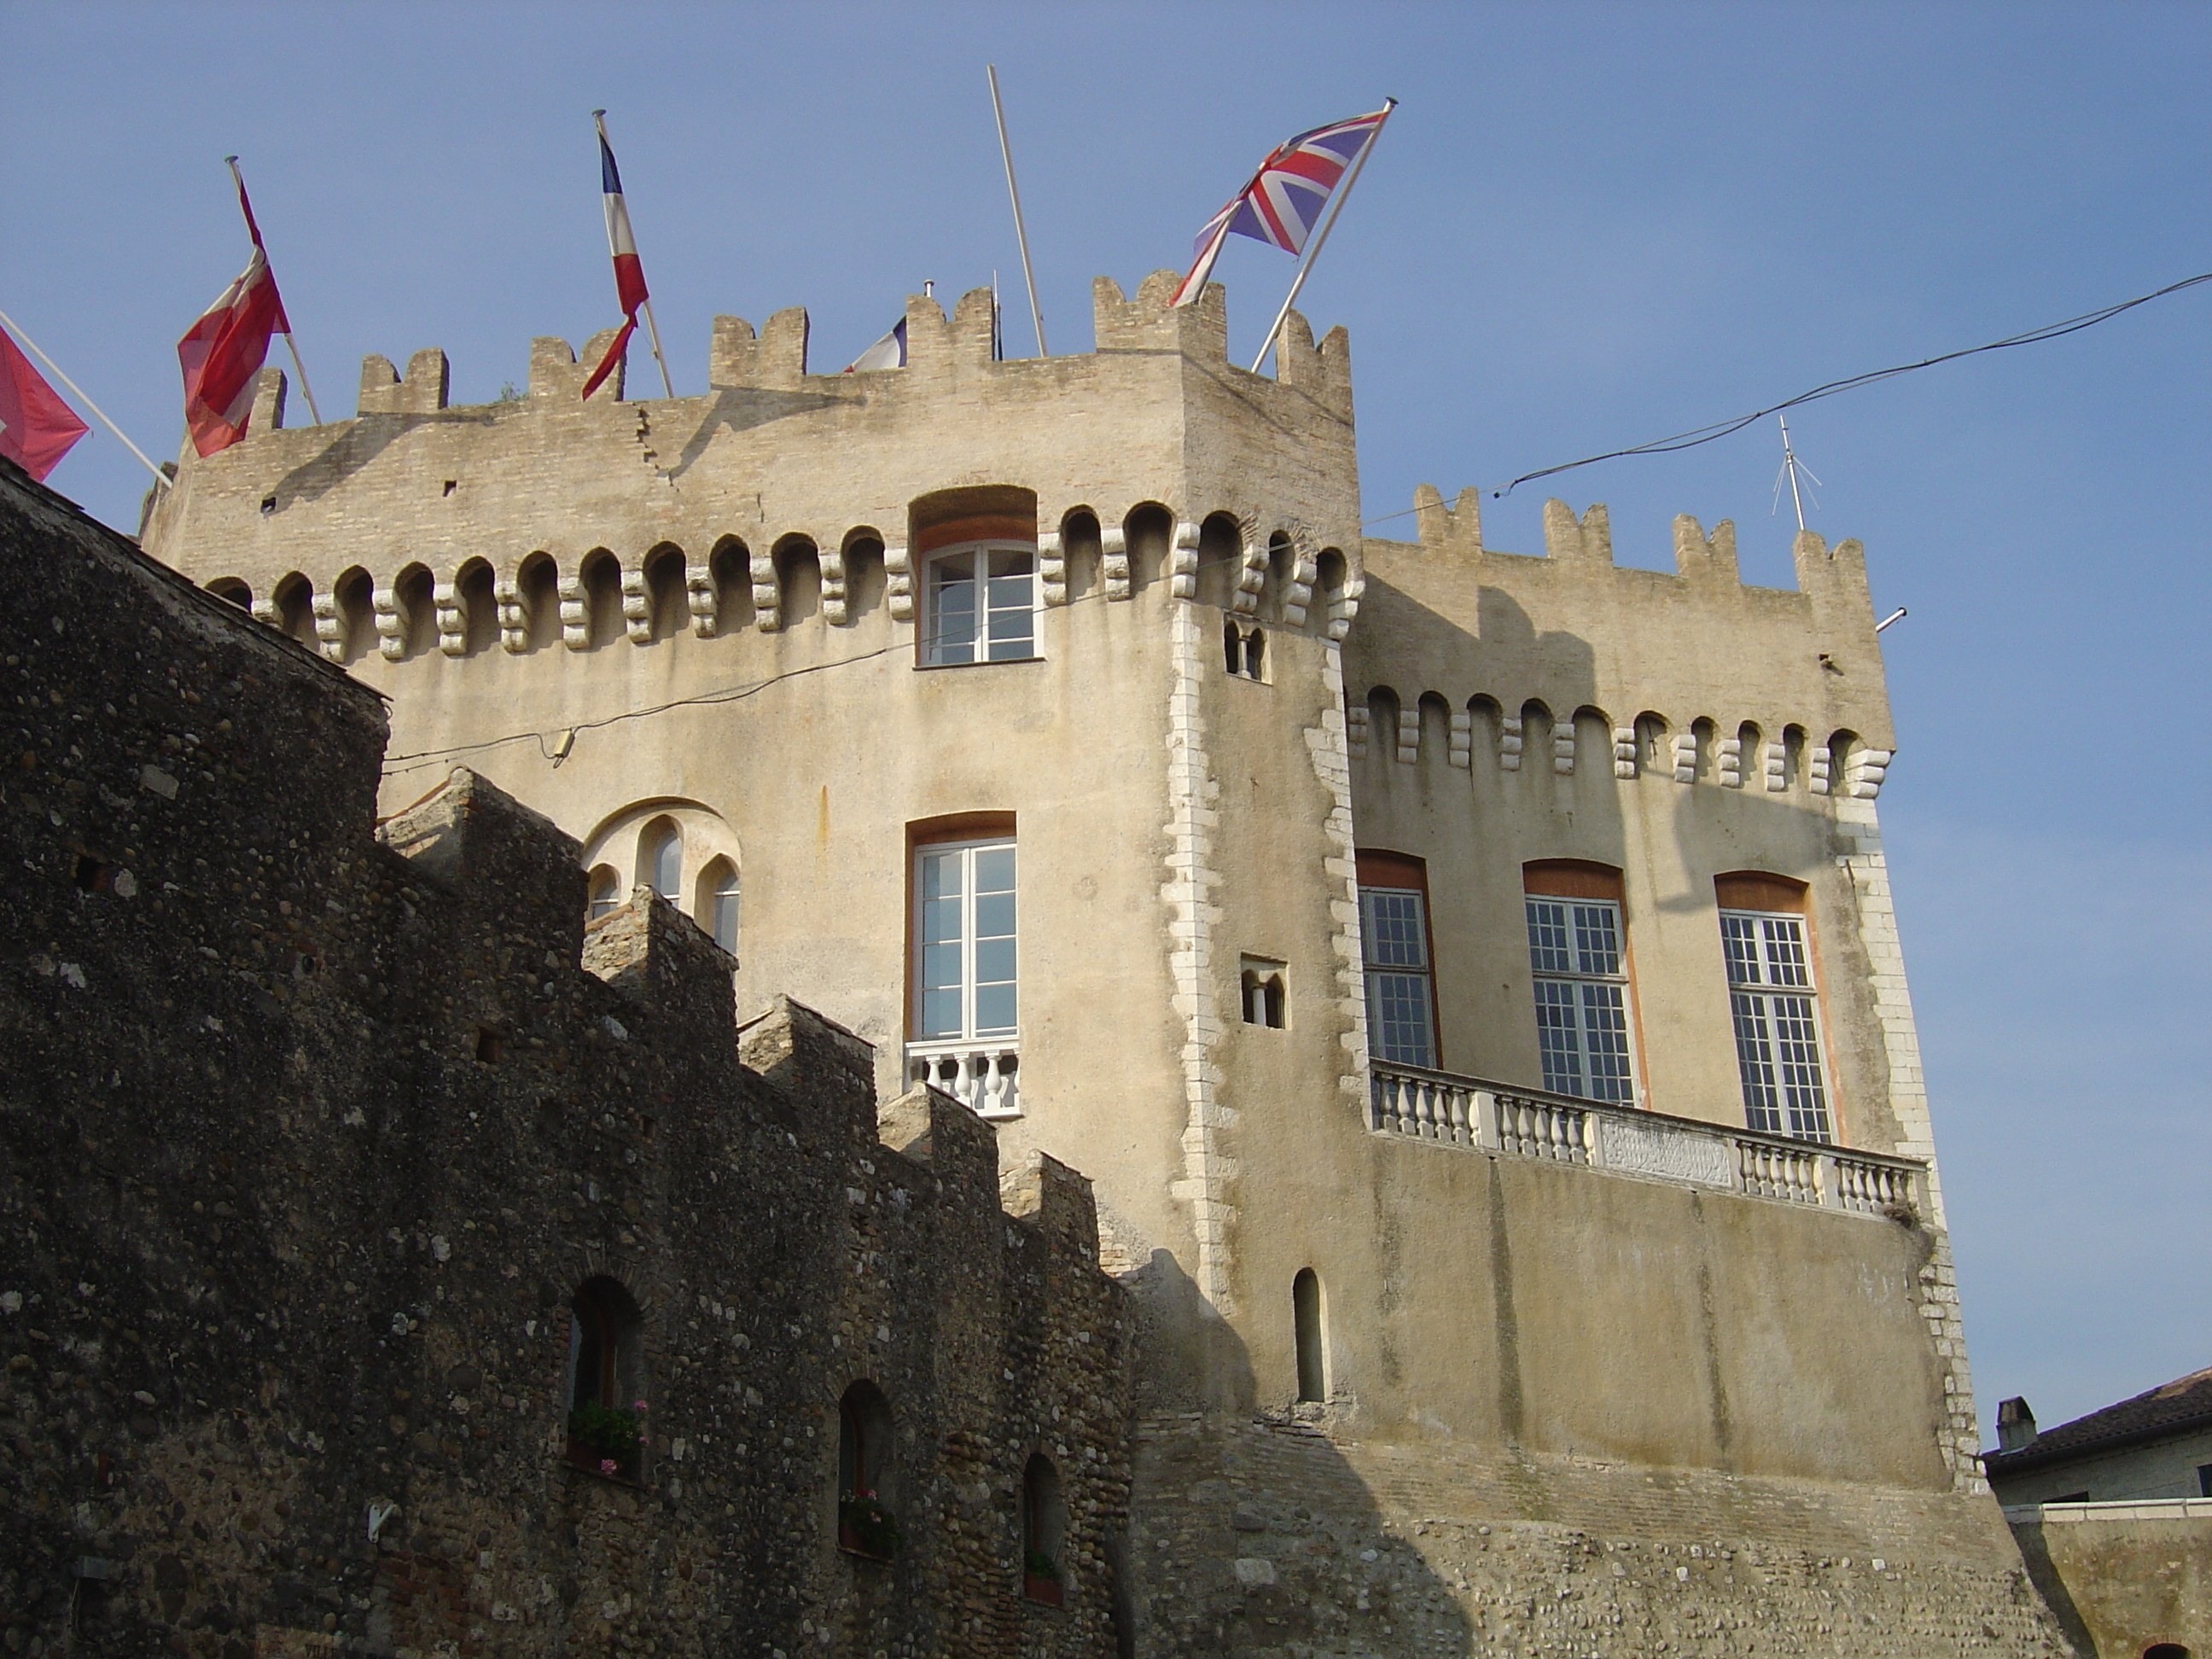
[1119,1249,1474,1657]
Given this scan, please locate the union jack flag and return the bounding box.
[1172,104,1394,307]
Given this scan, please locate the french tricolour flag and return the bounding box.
[582,117,651,399]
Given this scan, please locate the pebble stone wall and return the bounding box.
[0,463,1133,1659]
[1126,1415,2072,1657]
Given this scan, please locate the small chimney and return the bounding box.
[1996,1396,2038,1452]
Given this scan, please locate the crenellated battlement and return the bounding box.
[144,275,1365,667]
[1353,484,1897,795]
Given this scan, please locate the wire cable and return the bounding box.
[1355,266,2212,528]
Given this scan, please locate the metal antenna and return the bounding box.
[1772,413,1823,532]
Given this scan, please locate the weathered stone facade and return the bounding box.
[0,467,1132,1657]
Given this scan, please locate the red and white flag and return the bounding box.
[0,326,90,481]
[1171,105,1394,306]
[581,119,651,399]
[177,172,293,457]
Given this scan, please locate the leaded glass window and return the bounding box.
[1524,897,1636,1103]
[1721,910,1831,1141]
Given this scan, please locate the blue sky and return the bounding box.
[4,2,2205,1439]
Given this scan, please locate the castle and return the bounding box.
[1,272,2073,1655]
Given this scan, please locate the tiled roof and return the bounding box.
[1984,1364,2212,1473]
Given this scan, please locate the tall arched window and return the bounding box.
[566,1277,643,1478]
[696,857,740,955]
[636,817,681,899]
[586,864,620,922]
[836,1382,900,1560]
[1294,1268,1327,1403]
[1022,1454,1066,1604]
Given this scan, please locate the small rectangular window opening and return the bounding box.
[474,1027,504,1065]
[73,853,115,893]
[442,480,458,498]
[1240,956,1288,1027]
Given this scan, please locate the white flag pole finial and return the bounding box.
[1251,98,1395,375]
[1773,414,1823,533]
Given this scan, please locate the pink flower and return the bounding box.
[600,1458,617,1476]
[632,1400,648,1413]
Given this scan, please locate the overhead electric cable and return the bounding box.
[1356,266,2212,528]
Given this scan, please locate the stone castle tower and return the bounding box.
[133,271,2064,1654]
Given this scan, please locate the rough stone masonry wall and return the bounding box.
[0,462,1133,1659]
[1125,1417,2073,1658]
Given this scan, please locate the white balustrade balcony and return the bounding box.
[905,1038,1021,1120]
[1368,1062,1921,1220]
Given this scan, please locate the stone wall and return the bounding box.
[0,463,1133,1659]
[1127,1417,2069,1657]
[2007,1501,2210,1657]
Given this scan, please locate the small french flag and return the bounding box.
[843,318,907,373]
[583,113,652,399]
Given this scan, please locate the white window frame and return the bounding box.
[704,864,740,956]
[1720,908,1833,1142]
[911,837,1017,1042]
[921,540,1038,667]
[1359,884,1435,1068]
[1524,895,1637,1104]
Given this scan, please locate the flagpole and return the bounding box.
[986,65,1048,357]
[1249,100,1395,375]
[224,157,325,425]
[0,306,167,484]
[591,113,677,399]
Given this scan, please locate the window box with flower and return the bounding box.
[837,1490,903,1561]
[567,1398,647,1482]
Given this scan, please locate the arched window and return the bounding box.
[836,1382,900,1560]
[395,563,436,659]
[457,558,498,655]
[517,552,560,652]
[1022,1454,1066,1604]
[636,817,681,899]
[335,568,374,664]
[586,864,620,922]
[696,856,740,955]
[271,572,315,644]
[580,549,622,647]
[566,1277,643,1479]
[643,543,687,639]
[1293,1268,1327,1403]
[206,577,251,608]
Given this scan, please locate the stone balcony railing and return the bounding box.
[1370,1062,1922,1219]
[906,1038,1021,1120]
